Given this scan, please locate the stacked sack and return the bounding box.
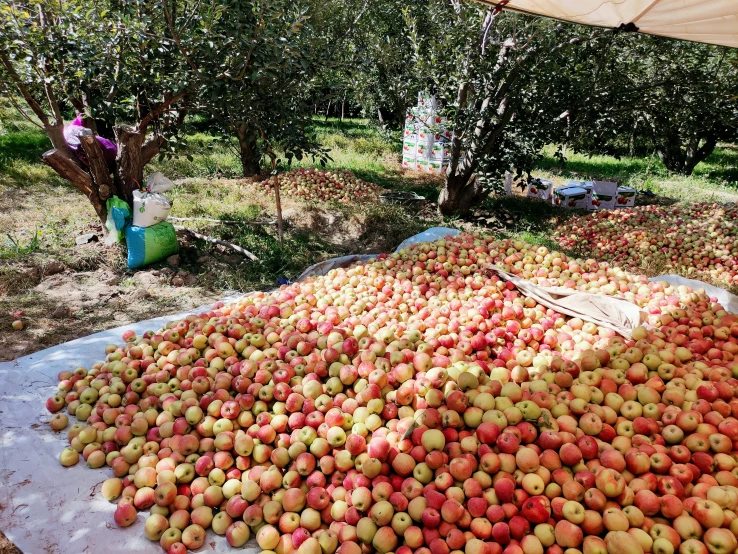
[126,173,178,269]
[105,172,179,269]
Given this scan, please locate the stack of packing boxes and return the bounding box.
[552,180,637,210]
[402,92,452,174]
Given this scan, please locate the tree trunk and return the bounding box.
[684,137,717,175]
[42,149,108,224]
[657,147,686,174]
[438,172,487,216]
[236,125,260,177]
[79,133,113,203]
[114,125,145,204]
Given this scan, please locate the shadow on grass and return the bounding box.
[696,148,738,185]
[0,131,50,169]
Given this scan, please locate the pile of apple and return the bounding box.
[46,232,738,554]
[556,204,738,286]
[261,169,384,204]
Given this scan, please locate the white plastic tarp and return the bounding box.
[649,274,738,313]
[2,227,737,553]
[477,0,738,49]
[0,297,262,554]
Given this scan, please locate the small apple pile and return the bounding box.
[261,169,384,204]
[556,204,738,286]
[45,232,738,554]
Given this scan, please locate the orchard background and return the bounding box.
[1,1,737,358]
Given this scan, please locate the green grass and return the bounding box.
[535,145,738,203]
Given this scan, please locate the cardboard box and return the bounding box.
[431,140,451,160]
[401,156,416,169]
[616,186,637,208]
[566,181,596,209]
[402,136,416,156]
[427,160,447,174]
[591,181,618,210]
[428,114,448,126]
[526,179,553,201]
[418,92,437,112]
[416,140,430,159]
[552,186,588,210]
[416,158,429,172]
[434,129,452,140]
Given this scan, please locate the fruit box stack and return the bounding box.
[526,178,554,201]
[402,92,452,174]
[552,186,588,210]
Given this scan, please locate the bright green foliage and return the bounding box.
[562,35,738,175]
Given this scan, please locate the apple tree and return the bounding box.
[562,36,738,175]
[402,2,602,215]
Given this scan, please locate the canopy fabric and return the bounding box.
[476,0,738,49]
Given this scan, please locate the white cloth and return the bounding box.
[481,0,738,48]
[491,266,648,338]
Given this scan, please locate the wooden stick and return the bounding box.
[169,217,277,226]
[169,217,242,224]
[175,226,259,261]
[274,179,284,245]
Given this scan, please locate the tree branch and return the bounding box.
[79,133,113,201]
[0,49,51,126]
[138,90,188,130]
[162,0,200,74]
[42,149,92,194]
[141,135,167,165]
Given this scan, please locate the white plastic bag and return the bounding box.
[132,172,174,228]
[395,227,461,252]
[650,274,738,314]
[503,172,513,196]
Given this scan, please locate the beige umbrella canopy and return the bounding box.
[475,0,738,48]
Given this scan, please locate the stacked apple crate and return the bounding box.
[401,92,452,174]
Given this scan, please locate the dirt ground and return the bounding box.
[0,176,443,362]
[0,533,20,554]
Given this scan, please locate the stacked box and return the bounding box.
[552,186,588,210]
[616,186,637,208]
[418,92,437,113]
[427,159,448,174]
[431,140,451,161]
[526,178,553,201]
[402,92,453,173]
[567,181,595,209]
[591,181,618,210]
[402,135,417,156]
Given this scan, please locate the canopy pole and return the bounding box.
[631,0,662,25]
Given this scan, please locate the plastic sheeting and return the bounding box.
[476,0,738,49]
[649,274,738,314]
[296,228,460,282]
[296,254,378,282]
[1,226,736,553]
[395,227,461,252]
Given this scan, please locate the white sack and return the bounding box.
[491,266,648,339]
[650,274,738,314]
